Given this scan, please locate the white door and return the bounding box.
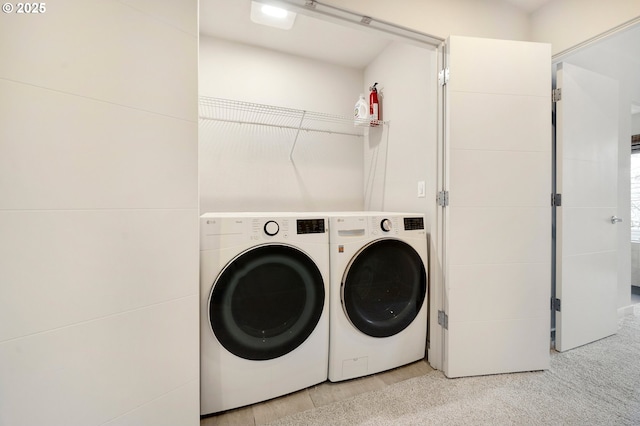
[554,62,619,352]
[437,36,552,378]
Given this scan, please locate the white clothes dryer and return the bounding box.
[200,213,329,415]
[328,212,428,382]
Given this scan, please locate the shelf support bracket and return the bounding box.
[289,110,307,161]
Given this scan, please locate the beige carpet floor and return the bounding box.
[267,306,640,425]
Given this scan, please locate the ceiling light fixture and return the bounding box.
[261,4,288,19]
[250,1,297,30]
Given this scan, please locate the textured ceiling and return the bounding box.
[199,0,639,106]
[199,0,558,70]
[199,0,395,69]
[502,0,555,13]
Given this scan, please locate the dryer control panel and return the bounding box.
[403,217,424,231]
[366,214,426,237]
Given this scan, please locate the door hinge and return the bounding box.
[438,68,450,86]
[551,193,562,206]
[552,88,562,102]
[438,310,449,329]
[551,298,561,312]
[437,190,449,207]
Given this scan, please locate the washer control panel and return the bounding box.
[251,218,288,238]
[200,214,328,250]
[296,218,326,234]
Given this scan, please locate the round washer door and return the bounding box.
[209,244,325,361]
[342,239,426,338]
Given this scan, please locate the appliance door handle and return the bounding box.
[611,216,623,224]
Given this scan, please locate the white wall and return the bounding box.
[199,36,365,213]
[363,42,437,219]
[0,1,199,425]
[323,0,530,41]
[531,0,640,56]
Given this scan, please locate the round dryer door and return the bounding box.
[342,239,426,338]
[209,244,325,361]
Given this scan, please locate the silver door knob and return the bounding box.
[611,216,623,224]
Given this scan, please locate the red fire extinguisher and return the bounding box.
[369,82,379,126]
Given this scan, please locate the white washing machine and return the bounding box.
[200,212,329,415]
[328,212,428,382]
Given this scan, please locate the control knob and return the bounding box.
[264,220,279,236]
[380,218,392,232]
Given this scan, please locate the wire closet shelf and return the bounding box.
[198,96,384,138]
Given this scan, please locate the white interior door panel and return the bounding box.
[555,62,619,352]
[439,36,552,378]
